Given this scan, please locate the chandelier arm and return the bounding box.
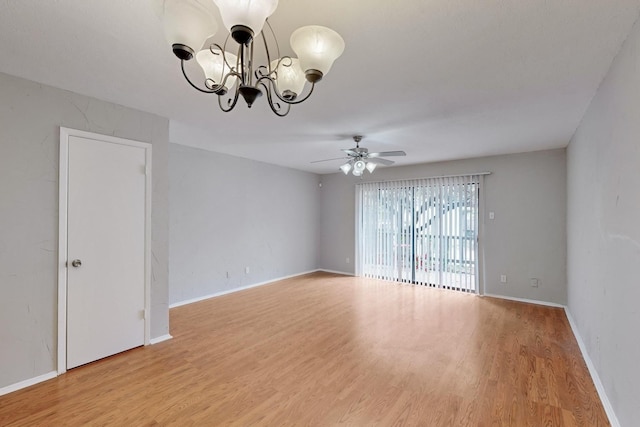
[218,86,241,113]
[258,80,290,117]
[255,65,272,79]
[261,25,273,75]
[221,35,245,88]
[214,71,242,92]
[264,20,282,68]
[257,75,316,105]
[255,56,293,80]
[180,60,217,94]
[207,42,237,74]
[285,81,315,104]
[222,33,231,55]
[219,36,235,71]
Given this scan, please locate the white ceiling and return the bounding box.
[0,0,639,174]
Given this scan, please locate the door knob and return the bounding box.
[71,259,82,268]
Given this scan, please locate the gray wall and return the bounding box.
[567,16,640,426]
[0,72,170,389]
[169,143,320,305]
[320,149,567,304]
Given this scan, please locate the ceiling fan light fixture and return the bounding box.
[366,162,377,173]
[340,162,352,175]
[312,136,406,176]
[354,160,366,173]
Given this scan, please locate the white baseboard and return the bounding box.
[564,308,620,427]
[317,269,354,276]
[169,270,319,308]
[483,293,565,308]
[0,371,57,397]
[149,334,173,345]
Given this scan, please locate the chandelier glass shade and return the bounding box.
[195,48,238,94]
[153,0,345,117]
[270,58,305,100]
[213,0,278,38]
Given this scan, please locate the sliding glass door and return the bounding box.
[356,175,481,293]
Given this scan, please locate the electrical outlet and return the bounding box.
[245,267,250,274]
[530,278,539,287]
[500,274,507,283]
[346,257,350,264]
[489,211,495,220]
[226,271,230,279]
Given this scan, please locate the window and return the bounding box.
[356,175,482,293]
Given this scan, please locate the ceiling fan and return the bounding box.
[312,135,406,176]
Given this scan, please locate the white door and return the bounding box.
[62,131,150,369]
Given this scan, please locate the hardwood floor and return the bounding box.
[0,272,609,426]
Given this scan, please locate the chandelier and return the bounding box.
[153,0,345,117]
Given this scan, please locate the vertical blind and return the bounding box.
[356,175,482,293]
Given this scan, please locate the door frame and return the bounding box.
[57,127,152,374]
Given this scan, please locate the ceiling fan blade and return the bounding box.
[310,157,349,164]
[368,150,406,158]
[368,158,395,166]
[341,149,358,156]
